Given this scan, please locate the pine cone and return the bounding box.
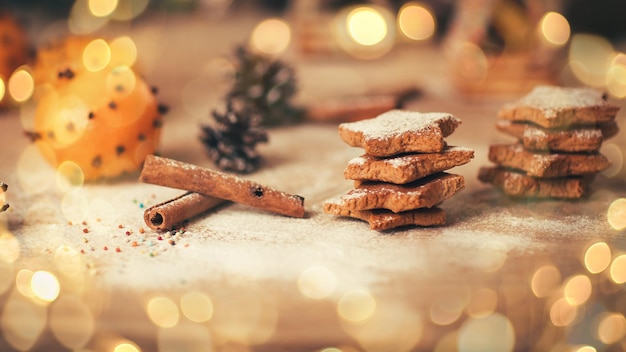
[200,99,268,173]
[227,46,304,127]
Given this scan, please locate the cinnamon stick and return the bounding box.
[144,192,226,231]
[139,155,306,218]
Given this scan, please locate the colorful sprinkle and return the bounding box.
[125,231,131,236]
[118,224,124,229]
[82,228,89,233]
[131,241,138,247]
[139,228,145,234]
[103,246,108,251]
[115,247,121,252]
[157,236,163,241]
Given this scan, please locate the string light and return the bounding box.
[538,12,570,46]
[397,2,436,41]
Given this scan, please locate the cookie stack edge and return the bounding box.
[324,109,474,231]
[479,85,620,198]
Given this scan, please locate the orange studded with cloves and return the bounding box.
[33,64,164,180]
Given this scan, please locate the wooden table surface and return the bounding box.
[0,9,625,352]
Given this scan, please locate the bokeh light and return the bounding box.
[340,300,423,351]
[453,42,488,83]
[18,83,42,132]
[606,53,626,98]
[531,265,561,298]
[249,18,291,56]
[466,288,498,318]
[209,289,278,345]
[298,265,337,299]
[31,270,61,302]
[609,254,626,284]
[563,274,592,305]
[56,161,85,193]
[538,12,570,46]
[1,295,47,350]
[335,5,395,59]
[430,288,470,325]
[8,67,35,103]
[457,313,515,352]
[109,36,138,68]
[397,2,435,41]
[569,34,614,87]
[0,230,20,264]
[0,77,5,103]
[0,261,14,295]
[110,0,149,21]
[433,331,458,352]
[16,269,34,298]
[180,292,213,323]
[107,65,137,98]
[146,296,179,328]
[601,143,624,177]
[347,6,388,46]
[69,0,109,34]
[476,249,507,272]
[550,297,577,327]
[584,242,611,274]
[114,342,141,352]
[337,289,376,323]
[597,312,626,344]
[50,295,95,349]
[89,0,118,17]
[157,320,213,351]
[607,198,626,230]
[83,39,111,72]
[17,145,55,195]
[45,94,91,148]
[54,245,84,279]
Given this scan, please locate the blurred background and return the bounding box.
[1,2,626,352]
[2,0,626,105]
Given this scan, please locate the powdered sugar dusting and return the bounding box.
[387,157,412,168]
[502,85,611,118]
[340,110,460,140]
[348,156,367,166]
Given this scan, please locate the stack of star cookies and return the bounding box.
[324,110,474,231]
[479,85,620,198]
